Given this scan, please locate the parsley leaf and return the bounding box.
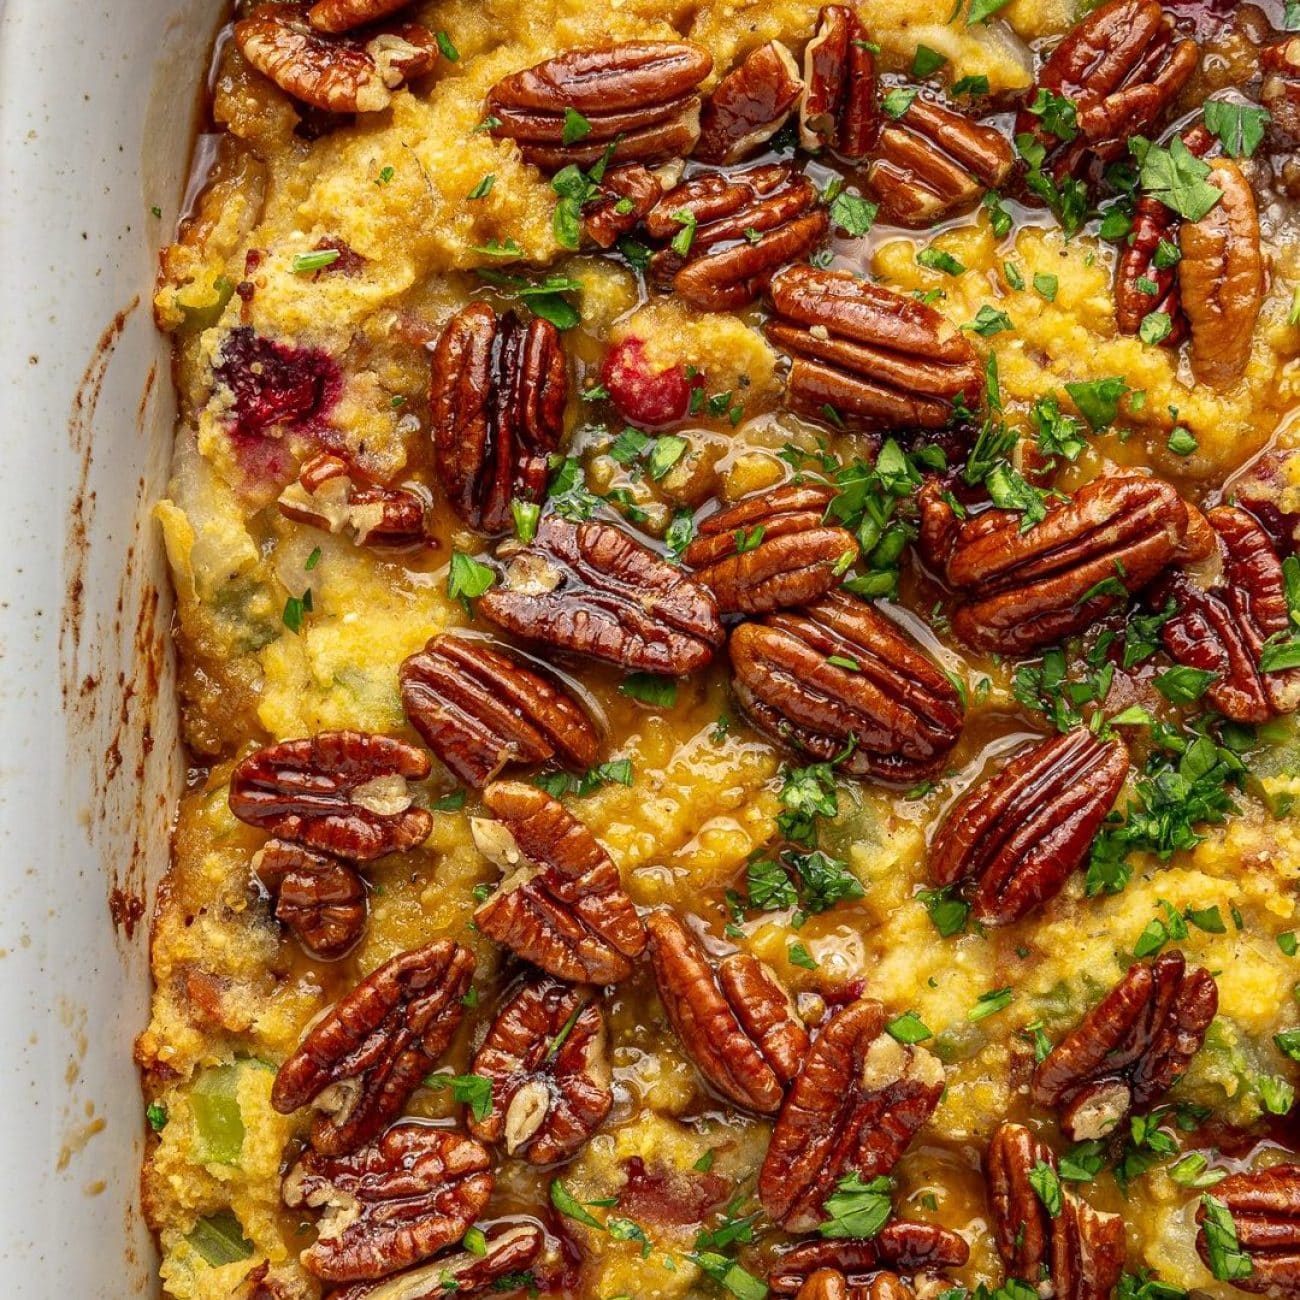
[1203,100,1271,159]
[818,1173,894,1239]
[447,551,496,605]
[1136,135,1223,221]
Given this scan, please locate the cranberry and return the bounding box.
[616,1156,728,1228]
[213,326,341,440]
[601,338,695,429]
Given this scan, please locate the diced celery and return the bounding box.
[178,276,235,334]
[185,1210,253,1267]
[190,1064,244,1166]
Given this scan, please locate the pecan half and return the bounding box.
[1179,158,1264,389]
[1196,1166,1300,1295]
[928,729,1129,925]
[228,732,433,863]
[800,5,878,160]
[429,303,567,534]
[278,452,429,547]
[254,838,367,958]
[988,1122,1125,1300]
[283,1123,493,1282]
[921,473,1209,655]
[399,634,600,789]
[797,1271,850,1300]
[331,1223,545,1299]
[1020,0,1198,180]
[865,94,1013,228]
[1148,506,1300,723]
[1032,951,1218,1141]
[759,998,944,1232]
[307,0,410,34]
[765,265,982,432]
[487,42,713,170]
[697,41,804,164]
[471,781,647,983]
[582,163,663,249]
[478,515,724,675]
[467,977,611,1163]
[683,484,857,614]
[729,592,965,784]
[646,909,808,1114]
[272,941,475,1154]
[645,165,828,312]
[234,4,439,113]
[770,1223,970,1295]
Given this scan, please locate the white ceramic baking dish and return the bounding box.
[0,2,222,1290]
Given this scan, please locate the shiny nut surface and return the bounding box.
[278,452,429,547]
[769,1221,970,1295]
[228,731,433,863]
[472,781,647,983]
[399,634,600,789]
[800,5,878,160]
[1195,1165,1300,1295]
[582,163,662,249]
[729,591,965,785]
[271,940,475,1154]
[253,838,368,959]
[697,40,804,164]
[307,0,410,34]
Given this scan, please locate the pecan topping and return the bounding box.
[467,977,612,1163]
[582,163,662,249]
[988,1122,1126,1300]
[797,1271,849,1300]
[1032,951,1218,1141]
[1196,1166,1300,1295]
[759,998,944,1232]
[1148,506,1300,723]
[278,452,429,547]
[729,592,965,784]
[800,5,877,160]
[399,634,600,789]
[921,473,1209,655]
[697,41,804,164]
[1179,158,1264,390]
[646,909,808,1114]
[683,484,857,614]
[234,4,439,113]
[429,303,567,534]
[306,0,410,34]
[765,265,982,432]
[471,781,647,983]
[1020,0,1198,180]
[928,729,1129,926]
[331,1222,545,1299]
[487,42,713,170]
[272,940,475,1154]
[478,515,724,676]
[254,838,367,959]
[770,1223,970,1296]
[865,94,1013,228]
[283,1123,493,1282]
[228,732,433,863]
[645,165,828,312]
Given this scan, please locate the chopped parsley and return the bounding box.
[435,30,459,61]
[424,1072,493,1122]
[1135,135,1223,221]
[1203,100,1271,159]
[447,551,496,606]
[818,1173,894,1239]
[620,673,678,708]
[911,44,947,77]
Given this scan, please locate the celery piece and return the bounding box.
[186,1210,254,1267]
[190,1064,245,1166]
[178,276,235,334]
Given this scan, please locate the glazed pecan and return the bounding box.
[307,0,409,34]
[331,1223,545,1299]
[683,484,857,614]
[479,515,724,675]
[399,634,600,789]
[487,42,713,170]
[1148,506,1300,723]
[987,1122,1125,1300]
[1179,158,1264,389]
[1019,0,1198,180]
[278,452,429,547]
[646,909,808,1114]
[644,165,828,312]
[928,729,1129,925]
[429,303,566,534]
[283,1123,493,1282]
[765,265,982,432]
[770,1223,970,1295]
[797,1271,850,1300]
[253,838,367,959]
[1196,1166,1300,1295]
[759,998,944,1232]
[1033,951,1218,1141]
[921,473,1210,655]
[728,591,965,784]
[865,94,1014,228]
[697,41,804,164]
[471,781,647,983]
[228,731,433,863]
[272,941,475,1154]
[800,5,878,160]
[582,163,663,249]
[234,4,439,113]
[467,977,611,1163]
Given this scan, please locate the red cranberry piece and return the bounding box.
[214,326,341,439]
[601,338,695,429]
